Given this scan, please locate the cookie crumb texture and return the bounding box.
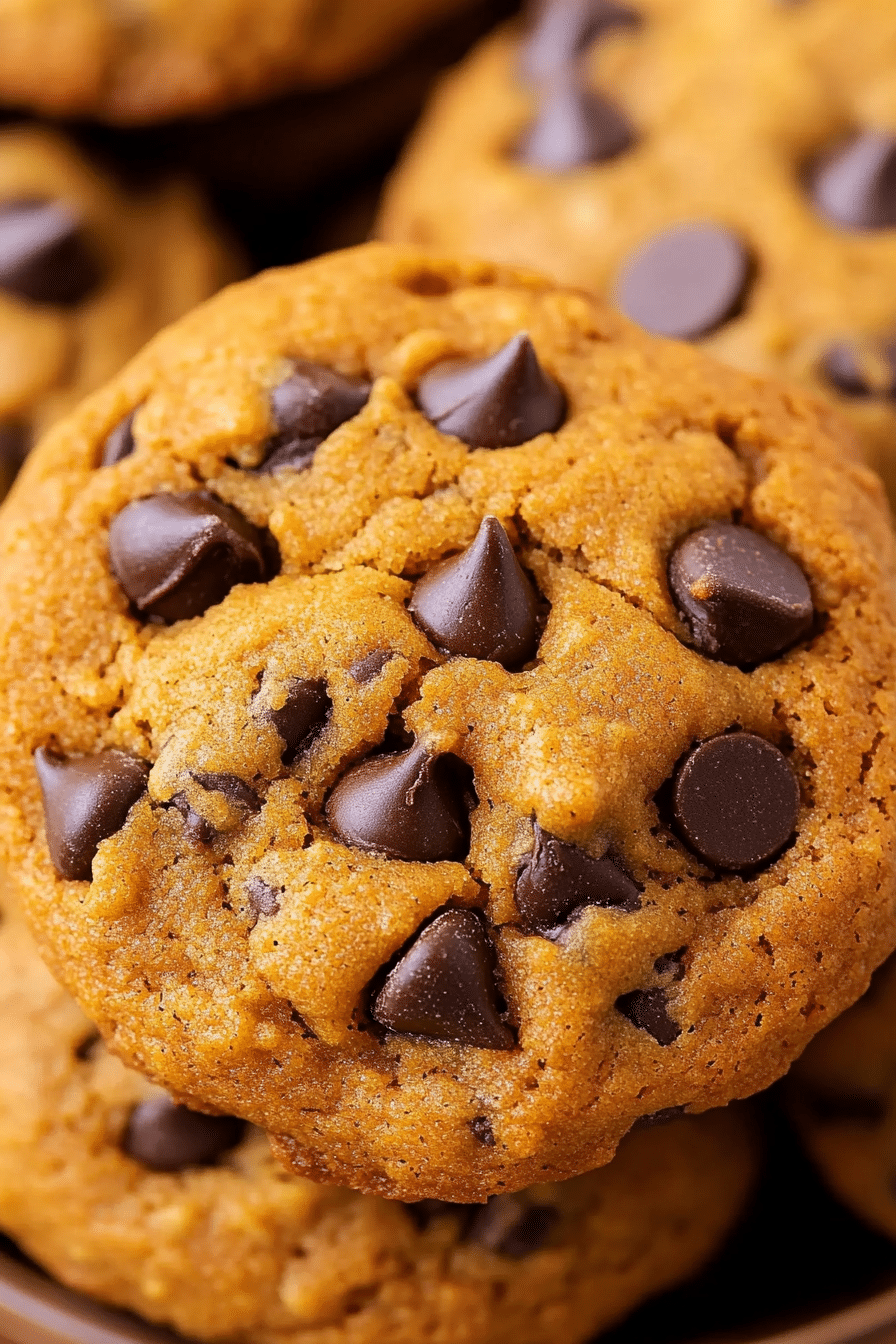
[0,894,757,1344]
[0,0,486,124]
[377,0,896,502]
[1,242,895,1200]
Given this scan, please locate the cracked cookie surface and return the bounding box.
[0,887,757,1344]
[1,241,895,1201]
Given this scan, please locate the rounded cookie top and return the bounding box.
[0,0,488,124]
[0,123,238,499]
[0,892,757,1344]
[1,241,894,1201]
[376,0,896,501]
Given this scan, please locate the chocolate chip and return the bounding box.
[246,876,281,919]
[372,908,513,1049]
[653,948,686,980]
[34,746,149,881]
[170,793,216,846]
[256,677,330,763]
[616,987,681,1045]
[108,490,278,624]
[326,742,470,862]
[101,409,137,467]
[615,222,752,340]
[416,332,566,448]
[517,76,635,170]
[469,1196,559,1258]
[193,772,260,814]
[256,360,371,473]
[409,516,539,668]
[515,823,641,931]
[521,0,641,83]
[350,650,396,683]
[669,522,813,666]
[0,199,101,304]
[122,1096,245,1172]
[820,340,896,398]
[671,731,799,871]
[0,421,30,498]
[801,1085,888,1125]
[470,1115,496,1146]
[632,1105,688,1130]
[810,131,896,231]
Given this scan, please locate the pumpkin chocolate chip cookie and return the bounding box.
[377,0,896,503]
[0,890,758,1344]
[1,242,893,1201]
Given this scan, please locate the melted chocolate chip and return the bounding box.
[810,131,896,231]
[469,1196,559,1258]
[671,731,799,871]
[193,772,260,814]
[349,650,396,683]
[0,421,30,498]
[326,742,470,862]
[170,793,216,846]
[108,490,278,624]
[801,1085,888,1126]
[0,199,101,304]
[517,76,635,170]
[416,333,566,448]
[669,522,813,666]
[34,747,149,881]
[372,909,513,1049]
[521,0,640,83]
[515,824,641,930]
[257,360,371,473]
[409,517,539,668]
[615,222,752,340]
[257,677,330,763]
[246,876,281,919]
[470,1114,496,1146]
[122,1097,245,1172]
[101,409,137,467]
[820,340,896,398]
[616,987,681,1045]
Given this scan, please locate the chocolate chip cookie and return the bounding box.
[0,123,239,499]
[0,0,491,124]
[0,889,757,1344]
[377,0,896,504]
[2,241,894,1202]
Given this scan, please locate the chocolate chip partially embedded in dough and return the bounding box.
[372,909,513,1049]
[671,732,799,870]
[257,360,371,473]
[170,793,216,846]
[257,677,330,763]
[101,409,137,467]
[810,131,896,230]
[669,522,813,666]
[615,223,752,340]
[409,516,539,668]
[326,743,469,861]
[469,1196,559,1257]
[122,1097,245,1172]
[0,199,101,304]
[416,333,566,448]
[521,0,641,83]
[632,1105,688,1130]
[470,1115,496,1146]
[108,490,278,624]
[34,747,149,881]
[0,421,30,498]
[517,77,635,170]
[246,876,281,919]
[820,340,896,398]
[515,824,641,930]
[349,649,396,683]
[193,772,261,814]
[616,987,681,1045]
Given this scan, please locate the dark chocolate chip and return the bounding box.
[170,793,216,846]
[416,332,566,448]
[326,742,470,862]
[246,876,281,919]
[669,522,813,666]
[409,516,539,668]
[615,222,752,340]
[820,340,896,398]
[469,1196,559,1258]
[810,131,896,231]
[517,76,635,171]
[515,823,641,931]
[34,746,149,881]
[101,410,137,467]
[632,1105,688,1130]
[122,1096,245,1172]
[521,0,641,83]
[0,421,30,498]
[470,1114,496,1146]
[801,1085,888,1126]
[256,360,371,473]
[257,677,330,764]
[108,490,278,624]
[653,948,686,980]
[616,987,681,1045]
[0,199,101,305]
[349,649,396,684]
[192,772,261,814]
[372,908,513,1049]
[671,731,799,871]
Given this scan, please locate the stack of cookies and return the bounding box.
[1,4,896,1344]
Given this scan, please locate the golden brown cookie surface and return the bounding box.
[2,242,894,1201]
[377,0,896,503]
